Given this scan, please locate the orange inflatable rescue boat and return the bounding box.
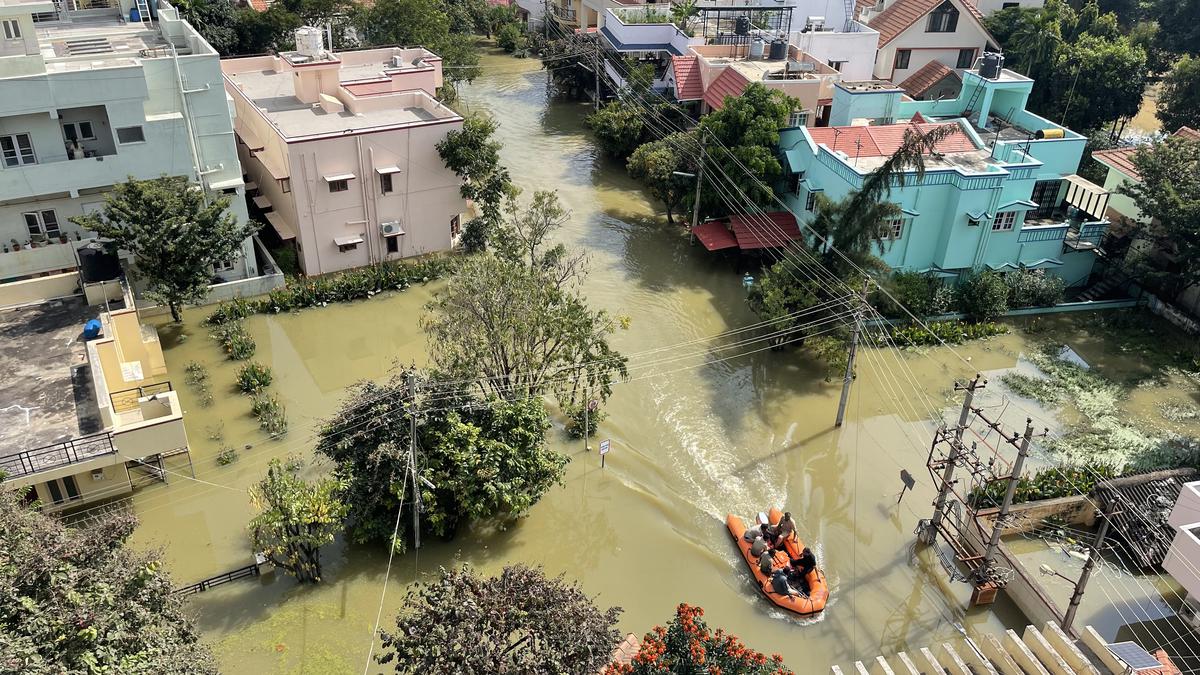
[726,507,829,616]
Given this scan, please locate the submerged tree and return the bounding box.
[71,176,258,322]
[626,132,695,225]
[606,603,793,675]
[437,114,514,251]
[699,83,800,209]
[587,101,649,159]
[1118,135,1200,296]
[378,564,622,674]
[0,487,217,673]
[248,458,347,583]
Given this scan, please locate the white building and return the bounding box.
[0,0,256,296]
[1164,479,1200,631]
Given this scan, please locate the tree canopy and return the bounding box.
[1157,56,1200,132]
[437,114,514,251]
[248,457,348,583]
[699,83,800,208]
[71,176,258,322]
[0,487,217,673]
[378,564,622,674]
[606,603,792,675]
[626,132,696,225]
[353,0,481,90]
[1118,135,1200,295]
[587,102,649,159]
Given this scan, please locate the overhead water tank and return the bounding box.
[749,37,765,60]
[78,242,121,283]
[979,51,1004,79]
[768,38,787,60]
[735,15,751,35]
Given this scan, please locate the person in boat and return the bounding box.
[771,568,801,597]
[759,522,779,548]
[795,547,817,577]
[777,512,796,542]
[750,532,769,558]
[758,548,774,575]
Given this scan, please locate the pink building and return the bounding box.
[222,29,467,276]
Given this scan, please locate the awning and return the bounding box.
[988,258,1063,271]
[375,166,402,174]
[264,211,296,241]
[1063,174,1109,221]
[252,194,272,210]
[783,149,804,174]
[235,124,265,152]
[334,235,364,247]
[244,180,259,192]
[692,220,739,251]
[728,212,803,250]
[324,173,357,182]
[966,209,991,221]
[997,199,1037,211]
[259,155,288,181]
[900,207,920,217]
[915,266,961,278]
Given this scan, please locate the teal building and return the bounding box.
[778,66,1110,286]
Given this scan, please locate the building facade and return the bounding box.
[1165,479,1200,632]
[0,0,256,291]
[222,31,467,276]
[778,67,1109,285]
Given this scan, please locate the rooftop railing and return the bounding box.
[0,432,116,480]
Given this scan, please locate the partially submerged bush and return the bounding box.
[216,445,239,465]
[211,321,255,360]
[236,361,274,394]
[251,394,288,438]
[184,361,213,406]
[957,270,1009,322]
[885,320,1008,347]
[1005,269,1065,308]
[969,462,1118,506]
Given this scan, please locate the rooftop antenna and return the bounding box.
[853,138,863,167]
[832,127,843,152]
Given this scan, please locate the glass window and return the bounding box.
[380,173,393,195]
[386,236,399,254]
[882,217,906,240]
[788,110,808,127]
[2,19,20,40]
[115,126,145,144]
[328,179,349,193]
[792,171,805,195]
[23,210,59,238]
[894,49,911,70]
[805,191,818,212]
[927,1,959,32]
[956,48,974,69]
[280,177,291,193]
[450,215,461,237]
[992,211,1017,231]
[63,121,95,142]
[2,133,36,166]
[1002,2,1019,7]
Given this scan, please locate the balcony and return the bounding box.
[0,432,116,480]
[551,2,578,22]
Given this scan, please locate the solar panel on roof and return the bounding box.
[1106,641,1163,671]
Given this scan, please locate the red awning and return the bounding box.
[692,220,739,251]
[728,212,803,250]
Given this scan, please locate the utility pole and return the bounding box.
[690,128,707,231]
[835,279,870,427]
[592,47,600,111]
[979,418,1035,570]
[1063,500,1118,633]
[406,370,421,550]
[918,374,984,545]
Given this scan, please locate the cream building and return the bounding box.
[0,0,257,295]
[222,29,467,276]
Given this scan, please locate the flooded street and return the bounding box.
[113,49,1195,672]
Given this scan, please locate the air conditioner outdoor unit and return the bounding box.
[381,220,404,236]
[391,55,406,69]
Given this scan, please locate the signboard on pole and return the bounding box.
[599,439,610,468]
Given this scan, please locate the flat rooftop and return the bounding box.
[0,299,103,458]
[226,68,442,139]
[13,13,180,73]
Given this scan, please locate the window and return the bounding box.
[213,257,236,272]
[882,217,906,240]
[62,121,95,143]
[805,190,818,212]
[23,210,60,239]
[2,19,20,40]
[328,179,349,193]
[31,11,58,22]
[956,48,974,69]
[44,476,80,505]
[792,170,806,195]
[280,177,291,193]
[788,109,808,127]
[386,236,399,254]
[1,133,36,166]
[827,60,846,72]
[992,211,1017,231]
[380,172,393,195]
[450,215,461,237]
[894,49,912,70]
[1002,2,1019,7]
[115,126,145,144]
[337,241,359,252]
[927,1,959,32]
[1031,179,1060,216]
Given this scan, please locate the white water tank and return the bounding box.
[295,27,325,57]
[749,37,765,60]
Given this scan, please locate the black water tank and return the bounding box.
[768,38,787,60]
[979,51,1003,79]
[735,16,751,35]
[78,242,120,283]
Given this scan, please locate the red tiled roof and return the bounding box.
[806,122,977,158]
[703,67,750,111]
[897,60,960,98]
[247,0,269,11]
[911,111,927,123]
[729,212,803,249]
[1092,127,1200,182]
[692,220,739,251]
[486,0,512,6]
[868,0,989,47]
[671,56,704,101]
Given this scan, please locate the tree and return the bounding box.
[71,176,258,322]
[0,487,217,673]
[606,603,792,675]
[315,375,564,548]
[699,83,799,208]
[746,257,826,346]
[957,269,1010,321]
[177,0,240,55]
[1118,135,1200,295]
[1157,56,1200,131]
[1148,0,1200,56]
[354,0,480,90]
[1048,34,1146,132]
[437,114,514,251]
[626,132,695,225]
[497,22,525,52]
[248,458,347,583]
[587,102,648,159]
[378,564,622,674]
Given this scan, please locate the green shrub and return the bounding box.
[880,271,944,318]
[969,463,1118,507]
[458,218,492,253]
[885,320,1008,347]
[211,321,255,360]
[1001,372,1060,403]
[184,361,213,406]
[251,394,288,438]
[236,361,274,394]
[1005,269,1065,308]
[957,270,1009,321]
[563,402,604,438]
[216,445,239,465]
[497,23,524,52]
[204,297,255,326]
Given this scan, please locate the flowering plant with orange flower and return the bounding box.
[606,603,793,675]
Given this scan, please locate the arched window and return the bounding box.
[927,1,959,32]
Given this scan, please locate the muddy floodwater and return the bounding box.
[112,49,1196,672]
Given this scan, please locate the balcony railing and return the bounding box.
[1016,224,1068,243]
[0,432,116,480]
[109,381,173,414]
[1063,221,1108,251]
[552,3,577,21]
